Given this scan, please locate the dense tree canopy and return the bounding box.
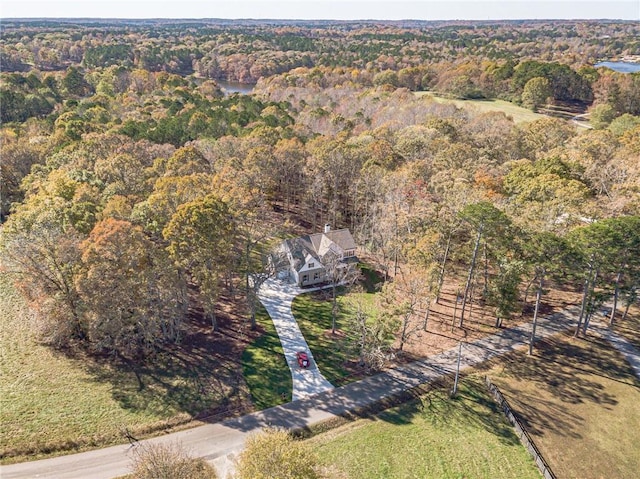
[1,18,638,362]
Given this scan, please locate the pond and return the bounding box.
[216,79,256,95]
[594,61,640,73]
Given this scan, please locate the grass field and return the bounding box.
[417,92,545,124]
[241,304,292,409]
[487,332,640,479]
[291,290,356,385]
[0,275,166,461]
[0,275,251,463]
[310,377,542,479]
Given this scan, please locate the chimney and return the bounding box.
[324,223,330,233]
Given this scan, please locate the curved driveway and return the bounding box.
[3,306,639,479]
[257,278,334,400]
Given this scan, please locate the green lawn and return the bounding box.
[291,265,383,385]
[488,332,640,479]
[310,377,541,479]
[417,92,545,124]
[291,290,355,385]
[0,275,248,463]
[241,304,292,409]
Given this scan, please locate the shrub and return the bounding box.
[235,428,319,479]
[131,442,218,479]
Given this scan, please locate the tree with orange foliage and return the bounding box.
[78,218,185,357]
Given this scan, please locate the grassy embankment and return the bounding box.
[310,376,542,479]
[0,273,285,463]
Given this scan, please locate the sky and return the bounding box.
[1,0,638,21]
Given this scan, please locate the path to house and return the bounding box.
[257,277,335,401]
[3,306,639,479]
[592,323,640,379]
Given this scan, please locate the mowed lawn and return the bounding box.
[291,290,355,385]
[241,304,292,409]
[310,377,542,479]
[417,92,545,124]
[488,332,640,479]
[292,287,379,385]
[0,275,250,463]
[0,277,169,461]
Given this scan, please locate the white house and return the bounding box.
[281,224,357,287]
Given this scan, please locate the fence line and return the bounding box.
[484,376,557,479]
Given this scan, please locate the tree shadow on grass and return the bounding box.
[292,291,354,384]
[612,320,640,351]
[81,306,254,426]
[358,263,384,293]
[367,330,637,449]
[498,335,632,407]
[241,308,293,410]
[487,332,640,440]
[504,390,584,439]
[372,377,523,447]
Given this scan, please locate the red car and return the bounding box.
[296,351,310,368]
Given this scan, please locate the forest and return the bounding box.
[0,18,639,417]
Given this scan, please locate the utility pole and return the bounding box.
[452,341,462,397]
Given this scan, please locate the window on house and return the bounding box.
[303,274,308,283]
[313,272,319,280]
[309,262,315,268]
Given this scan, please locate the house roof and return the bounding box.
[309,229,356,253]
[284,236,320,272]
[325,229,357,251]
[285,228,356,272]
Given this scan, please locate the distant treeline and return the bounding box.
[1,19,638,81]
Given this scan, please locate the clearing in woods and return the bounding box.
[416,92,546,123]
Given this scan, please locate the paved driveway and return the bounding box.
[4,306,639,479]
[257,278,334,400]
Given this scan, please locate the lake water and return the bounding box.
[216,79,256,95]
[594,61,640,73]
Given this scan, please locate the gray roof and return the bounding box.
[284,236,320,272]
[285,228,356,272]
[325,229,356,251]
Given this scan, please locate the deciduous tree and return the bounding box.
[163,194,235,331]
[77,219,185,357]
[521,77,552,111]
[321,250,360,335]
[346,296,397,371]
[379,269,432,351]
[1,210,84,346]
[131,442,218,479]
